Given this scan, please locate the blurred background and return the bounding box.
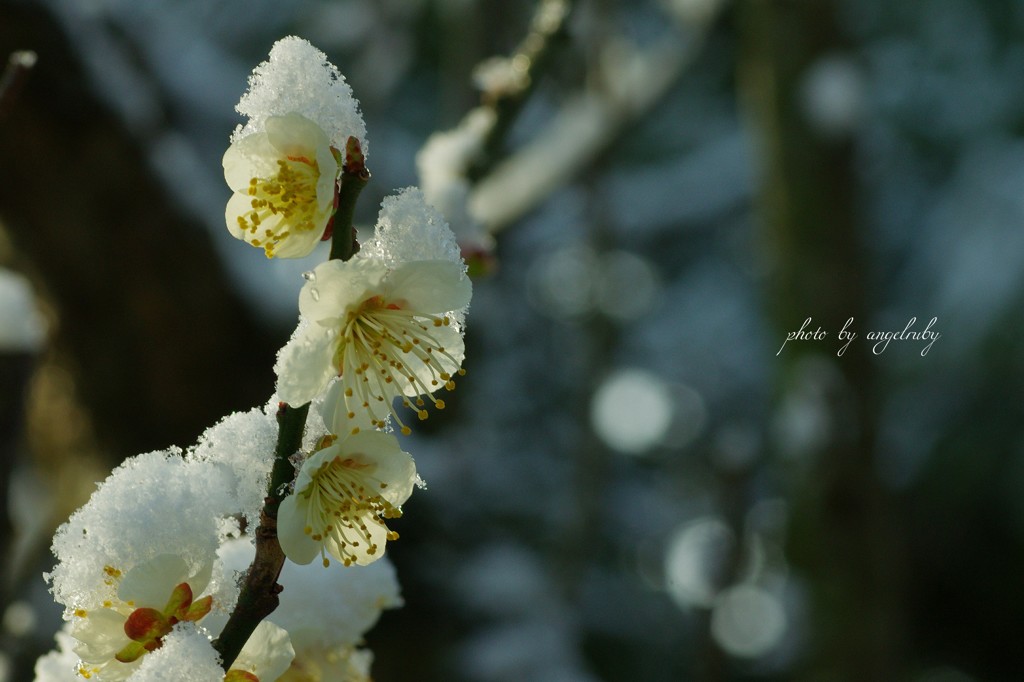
[2,0,1024,680]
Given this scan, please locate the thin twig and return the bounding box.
[469,10,719,232]
[466,0,574,181]
[213,150,366,670]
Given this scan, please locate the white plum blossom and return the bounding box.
[275,189,471,432]
[224,621,295,682]
[224,36,366,259]
[278,431,416,568]
[223,112,340,258]
[68,554,214,681]
[276,258,470,431]
[43,448,251,680]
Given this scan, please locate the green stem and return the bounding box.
[330,137,370,262]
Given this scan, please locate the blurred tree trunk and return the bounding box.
[736,1,907,678]
[0,3,279,469]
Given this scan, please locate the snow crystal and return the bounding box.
[47,450,237,614]
[127,623,222,682]
[232,36,367,152]
[188,404,279,529]
[360,188,465,271]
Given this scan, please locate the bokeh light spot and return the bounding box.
[664,516,734,608]
[710,584,787,658]
[591,369,673,454]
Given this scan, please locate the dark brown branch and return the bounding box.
[212,401,309,668]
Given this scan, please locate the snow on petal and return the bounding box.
[46,450,234,616]
[232,36,367,152]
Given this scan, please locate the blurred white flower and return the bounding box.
[0,267,46,352]
[216,536,401,677]
[279,644,374,682]
[416,107,496,255]
[223,112,340,258]
[278,431,416,567]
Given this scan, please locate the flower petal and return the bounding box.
[384,261,471,313]
[72,609,132,664]
[265,113,331,159]
[278,494,320,566]
[222,132,279,191]
[343,431,417,506]
[397,322,465,398]
[117,555,190,607]
[299,259,388,321]
[231,620,295,682]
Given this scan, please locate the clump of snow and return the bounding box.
[232,36,367,152]
[360,188,465,269]
[46,450,237,614]
[188,403,279,529]
[128,623,223,682]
